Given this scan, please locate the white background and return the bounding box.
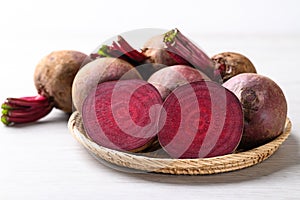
[0,0,300,199]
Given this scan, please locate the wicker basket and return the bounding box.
[68,111,292,175]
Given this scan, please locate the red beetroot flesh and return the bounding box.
[82,79,163,152]
[158,81,243,159]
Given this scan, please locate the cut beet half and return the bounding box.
[158,81,243,159]
[82,79,163,152]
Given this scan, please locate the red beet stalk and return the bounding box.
[92,36,147,65]
[1,95,54,126]
[163,29,220,82]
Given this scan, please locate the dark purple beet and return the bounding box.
[223,73,288,150]
[82,79,163,152]
[158,81,243,159]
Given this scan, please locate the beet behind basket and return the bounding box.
[68,111,292,175]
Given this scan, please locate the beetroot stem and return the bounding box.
[97,45,111,57]
[93,36,147,66]
[1,94,54,126]
[163,29,220,82]
[117,36,147,62]
[166,51,190,65]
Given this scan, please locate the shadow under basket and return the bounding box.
[68,111,292,175]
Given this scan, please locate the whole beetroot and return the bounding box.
[34,50,89,113]
[142,34,178,66]
[148,65,210,100]
[72,57,142,113]
[1,50,88,126]
[223,73,287,150]
[212,52,257,82]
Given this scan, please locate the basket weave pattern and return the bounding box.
[68,111,291,175]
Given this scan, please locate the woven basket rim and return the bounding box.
[68,111,292,175]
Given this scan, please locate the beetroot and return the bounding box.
[142,34,178,66]
[82,79,163,152]
[158,81,243,159]
[211,52,257,82]
[72,57,142,113]
[223,73,288,150]
[148,65,211,100]
[34,50,89,113]
[1,50,88,126]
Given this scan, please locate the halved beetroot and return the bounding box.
[158,81,243,159]
[82,79,163,152]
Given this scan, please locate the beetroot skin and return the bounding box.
[82,79,163,152]
[148,65,210,100]
[72,57,141,113]
[158,81,243,159]
[211,52,257,82]
[34,50,89,113]
[142,34,178,66]
[223,73,288,149]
